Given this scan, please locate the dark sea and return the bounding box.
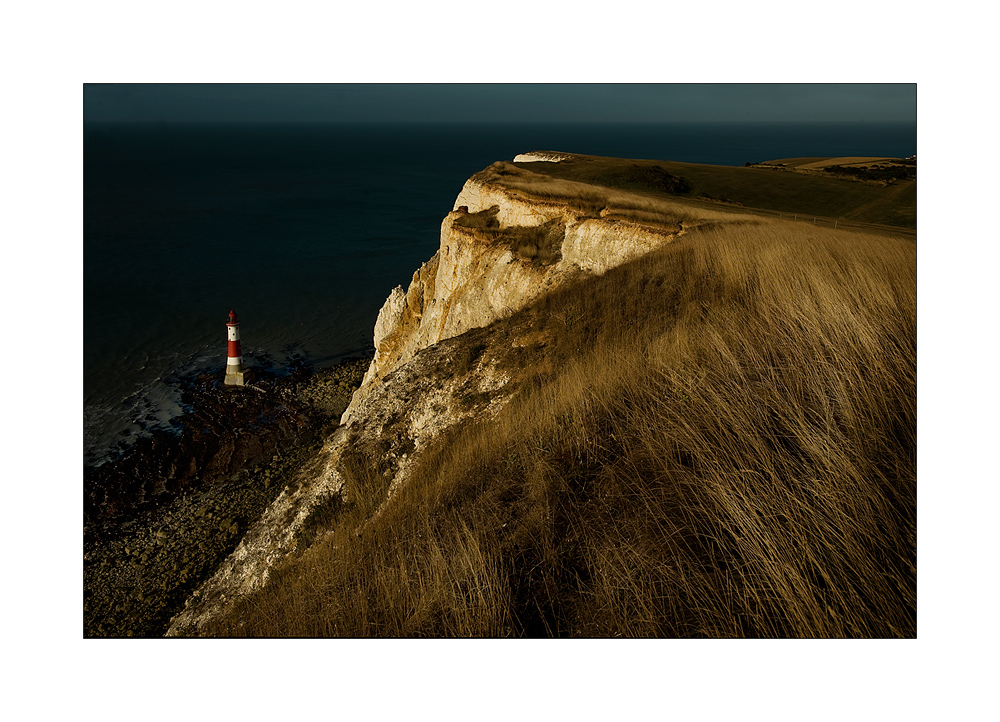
[84,120,916,466]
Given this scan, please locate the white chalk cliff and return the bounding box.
[343,165,684,422]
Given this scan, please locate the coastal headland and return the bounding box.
[85,152,916,638]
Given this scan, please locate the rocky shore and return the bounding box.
[83,356,371,637]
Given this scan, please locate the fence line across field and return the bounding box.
[780,212,839,227]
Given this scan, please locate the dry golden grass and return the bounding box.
[474,162,760,230]
[774,157,902,170]
[202,216,916,638]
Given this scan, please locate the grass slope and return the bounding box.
[200,209,916,637]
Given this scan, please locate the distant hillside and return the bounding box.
[513,152,916,229]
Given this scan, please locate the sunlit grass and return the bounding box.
[202,213,915,638]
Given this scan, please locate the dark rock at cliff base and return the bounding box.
[84,367,315,536]
[83,356,372,637]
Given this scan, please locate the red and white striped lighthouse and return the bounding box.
[224,309,247,386]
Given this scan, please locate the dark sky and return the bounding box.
[84,83,916,124]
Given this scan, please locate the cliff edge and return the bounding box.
[343,159,687,423]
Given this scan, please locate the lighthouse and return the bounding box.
[224,309,248,386]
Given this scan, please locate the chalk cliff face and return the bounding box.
[513,151,573,163]
[167,155,685,635]
[343,169,683,423]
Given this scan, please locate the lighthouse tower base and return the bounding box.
[225,310,248,387]
[225,368,250,386]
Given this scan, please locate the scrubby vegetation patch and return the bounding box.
[823,163,916,183]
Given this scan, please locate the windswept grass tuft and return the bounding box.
[202,217,916,638]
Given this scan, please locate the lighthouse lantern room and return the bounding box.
[224,309,248,386]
